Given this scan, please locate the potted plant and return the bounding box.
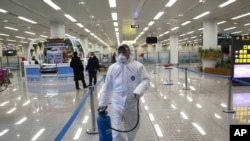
[198,48,222,59]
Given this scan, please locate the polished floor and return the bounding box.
[0,64,250,141]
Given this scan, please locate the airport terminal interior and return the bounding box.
[1,0,250,141]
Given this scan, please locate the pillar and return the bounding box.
[170,34,178,65]
[50,22,65,38]
[202,20,218,69]
[147,44,153,52]
[79,35,89,57]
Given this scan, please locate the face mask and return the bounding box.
[117,54,127,63]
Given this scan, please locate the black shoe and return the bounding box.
[84,86,88,89]
[76,88,81,90]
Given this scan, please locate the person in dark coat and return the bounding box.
[32,56,39,64]
[86,52,99,86]
[70,51,87,90]
[112,52,116,63]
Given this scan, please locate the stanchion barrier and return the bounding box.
[87,75,107,134]
[183,67,190,90]
[176,67,237,114]
[86,86,98,134]
[223,77,235,113]
[54,77,104,141]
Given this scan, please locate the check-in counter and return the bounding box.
[25,65,40,80]
[24,63,74,80]
[57,64,74,78]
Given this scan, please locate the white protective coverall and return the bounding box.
[99,43,150,141]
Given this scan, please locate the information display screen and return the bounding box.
[232,35,250,84]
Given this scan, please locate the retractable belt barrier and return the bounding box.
[175,67,236,114]
[54,76,104,141]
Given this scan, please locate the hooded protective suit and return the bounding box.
[99,43,150,141]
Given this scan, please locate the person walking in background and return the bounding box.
[98,43,150,141]
[70,51,87,90]
[86,52,99,86]
[32,56,39,64]
[112,52,116,63]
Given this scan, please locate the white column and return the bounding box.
[156,41,162,52]
[170,34,178,65]
[0,43,3,57]
[50,22,65,38]
[202,20,218,68]
[93,43,99,52]
[79,35,89,57]
[147,44,153,52]
[99,45,103,54]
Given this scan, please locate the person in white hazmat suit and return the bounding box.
[98,43,150,141]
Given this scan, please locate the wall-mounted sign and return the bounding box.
[131,24,140,28]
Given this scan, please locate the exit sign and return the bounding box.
[131,24,140,28]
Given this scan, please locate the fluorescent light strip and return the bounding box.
[231,12,250,20]
[164,31,169,34]
[15,36,25,39]
[192,123,206,135]
[219,0,236,8]
[217,21,226,25]
[18,16,37,24]
[154,12,164,20]
[76,23,84,28]
[73,128,83,140]
[25,31,36,35]
[111,13,118,20]
[4,26,18,31]
[20,41,28,43]
[84,28,90,33]
[115,28,119,32]
[187,31,194,34]
[40,35,48,38]
[143,27,149,31]
[171,26,179,31]
[148,21,155,26]
[31,128,45,141]
[64,14,77,22]
[0,8,7,13]
[165,0,177,7]
[0,33,9,36]
[231,31,242,34]
[15,117,28,125]
[244,23,250,26]
[7,39,16,42]
[113,22,118,26]
[181,21,191,26]
[109,0,116,8]
[198,28,203,31]
[0,129,9,136]
[193,11,210,20]
[43,0,61,10]
[154,124,164,137]
[224,27,236,31]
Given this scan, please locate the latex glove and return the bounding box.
[98,106,107,112]
[134,94,141,100]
